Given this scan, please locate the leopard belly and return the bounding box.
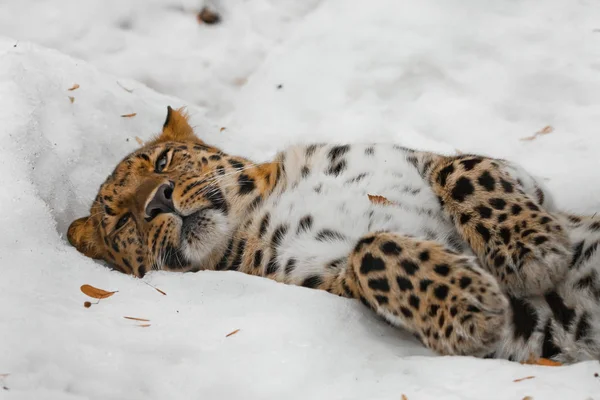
[258,143,469,282]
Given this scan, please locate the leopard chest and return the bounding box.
[252,144,467,274]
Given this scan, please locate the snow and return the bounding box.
[0,0,599,399]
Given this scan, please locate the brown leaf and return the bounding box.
[536,358,563,366]
[401,395,408,400]
[522,355,562,367]
[226,329,240,337]
[138,324,151,328]
[368,194,397,206]
[197,6,221,25]
[537,125,554,135]
[513,376,535,383]
[522,397,533,400]
[124,316,150,322]
[220,127,226,133]
[121,113,137,118]
[80,284,117,299]
[135,136,144,146]
[520,135,537,141]
[68,96,75,104]
[521,125,554,141]
[140,280,167,295]
[67,83,80,91]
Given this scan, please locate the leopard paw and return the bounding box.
[486,208,571,296]
[418,259,509,357]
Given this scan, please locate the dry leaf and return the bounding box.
[138,324,151,328]
[535,358,562,366]
[121,113,137,118]
[140,280,167,295]
[401,395,408,400]
[220,127,226,132]
[368,194,397,206]
[522,397,533,400]
[522,356,562,367]
[520,135,537,142]
[83,301,92,308]
[124,316,150,322]
[513,376,535,383]
[135,136,144,146]
[197,7,221,25]
[68,83,80,91]
[226,329,240,337]
[117,81,133,93]
[80,284,117,299]
[521,125,554,141]
[68,96,75,104]
[521,135,537,141]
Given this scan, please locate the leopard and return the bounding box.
[68,107,600,364]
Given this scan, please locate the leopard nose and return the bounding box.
[145,182,175,221]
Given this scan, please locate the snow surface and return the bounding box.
[1,0,600,399]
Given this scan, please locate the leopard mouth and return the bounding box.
[153,211,205,271]
[161,244,189,270]
[176,208,231,267]
[181,209,210,238]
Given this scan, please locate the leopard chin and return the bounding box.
[179,209,231,266]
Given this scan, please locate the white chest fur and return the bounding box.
[256,143,467,279]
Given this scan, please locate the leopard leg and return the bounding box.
[346,231,509,357]
[491,212,600,364]
[428,155,572,296]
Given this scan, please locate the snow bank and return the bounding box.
[1,0,600,398]
[0,0,325,121]
[227,0,600,214]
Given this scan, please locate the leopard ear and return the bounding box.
[67,216,103,259]
[158,106,203,143]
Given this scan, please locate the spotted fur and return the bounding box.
[428,155,571,296]
[68,107,600,363]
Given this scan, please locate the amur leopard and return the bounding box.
[68,107,600,364]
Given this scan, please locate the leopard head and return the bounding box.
[67,107,276,277]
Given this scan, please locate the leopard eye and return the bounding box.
[115,213,131,230]
[155,150,170,173]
